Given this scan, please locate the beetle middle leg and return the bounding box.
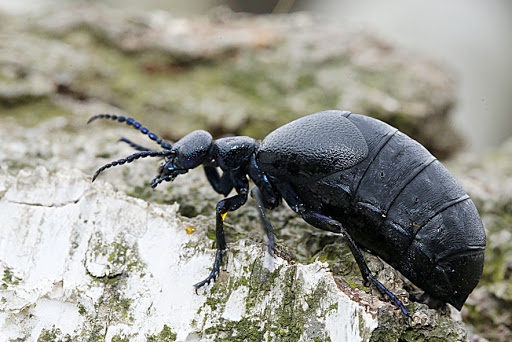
[194,170,249,291]
[251,186,277,255]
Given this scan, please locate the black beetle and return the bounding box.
[88,110,486,316]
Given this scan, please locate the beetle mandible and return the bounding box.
[88,110,486,316]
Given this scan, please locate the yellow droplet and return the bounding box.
[185,226,196,234]
[221,212,228,221]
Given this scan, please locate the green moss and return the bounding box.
[312,241,358,275]
[38,327,60,342]
[80,281,134,335]
[80,244,137,332]
[82,323,105,342]
[369,310,465,342]
[146,325,177,342]
[126,183,167,205]
[244,260,282,311]
[107,240,142,273]
[204,317,265,342]
[477,202,512,287]
[1,97,70,127]
[275,268,297,330]
[205,296,220,311]
[358,312,372,340]
[37,326,74,342]
[87,232,144,280]
[197,249,254,318]
[368,311,402,342]
[3,159,33,173]
[343,276,369,293]
[94,152,113,159]
[2,268,21,289]
[32,23,344,142]
[187,242,384,341]
[78,303,87,316]
[206,226,217,241]
[113,293,132,319]
[112,335,129,342]
[201,247,356,341]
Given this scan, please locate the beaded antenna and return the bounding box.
[88,114,175,187]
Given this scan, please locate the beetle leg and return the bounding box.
[194,170,248,292]
[302,212,409,317]
[247,155,281,209]
[204,166,234,196]
[277,181,409,317]
[251,186,277,256]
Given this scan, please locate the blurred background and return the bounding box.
[1,0,510,154]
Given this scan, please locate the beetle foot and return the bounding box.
[194,249,223,293]
[368,274,410,317]
[267,245,276,257]
[266,235,277,257]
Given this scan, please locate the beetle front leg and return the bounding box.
[247,155,281,210]
[193,172,248,292]
[204,166,233,196]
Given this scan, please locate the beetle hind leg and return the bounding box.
[366,273,410,316]
[303,211,410,317]
[276,180,409,316]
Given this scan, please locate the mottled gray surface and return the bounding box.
[1,3,460,157]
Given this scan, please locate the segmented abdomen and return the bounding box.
[344,114,485,308]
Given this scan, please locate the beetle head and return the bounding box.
[151,130,213,188]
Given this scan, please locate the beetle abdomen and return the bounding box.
[342,114,486,309]
[258,110,485,310]
[398,198,485,310]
